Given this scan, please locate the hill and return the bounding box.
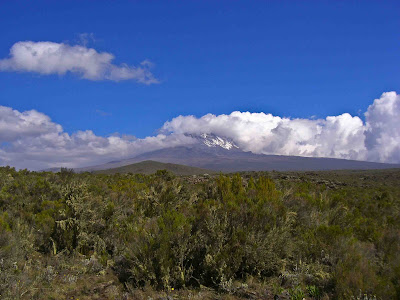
[73,133,400,173]
[93,160,214,175]
[128,146,400,172]
[77,145,400,173]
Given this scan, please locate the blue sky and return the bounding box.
[0,1,399,169]
[1,0,399,138]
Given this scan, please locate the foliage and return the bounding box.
[0,166,399,299]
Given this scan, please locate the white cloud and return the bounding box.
[0,41,158,84]
[0,106,62,141]
[0,92,399,170]
[162,91,400,163]
[162,111,368,161]
[0,107,194,170]
[365,92,400,163]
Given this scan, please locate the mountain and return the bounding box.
[93,160,214,175]
[76,133,400,172]
[189,133,239,150]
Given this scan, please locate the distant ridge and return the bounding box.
[75,145,400,173]
[126,146,400,172]
[73,133,400,173]
[93,160,214,175]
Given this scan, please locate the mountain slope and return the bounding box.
[76,134,400,172]
[128,146,400,172]
[93,160,214,175]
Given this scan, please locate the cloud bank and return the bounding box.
[0,105,194,170]
[0,41,158,84]
[163,92,400,164]
[0,92,399,170]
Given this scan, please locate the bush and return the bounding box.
[0,167,399,298]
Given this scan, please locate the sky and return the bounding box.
[0,1,399,170]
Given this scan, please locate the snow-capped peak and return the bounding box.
[198,133,239,150]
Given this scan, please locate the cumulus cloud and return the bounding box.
[162,91,400,163]
[0,106,194,170]
[162,111,368,161]
[0,41,158,84]
[0,92,399,170]
[365,91,400,163]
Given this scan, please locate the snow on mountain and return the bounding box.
[189,133,239,150]
[74,132,400,173]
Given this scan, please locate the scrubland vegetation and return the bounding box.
[0,167,399,299]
